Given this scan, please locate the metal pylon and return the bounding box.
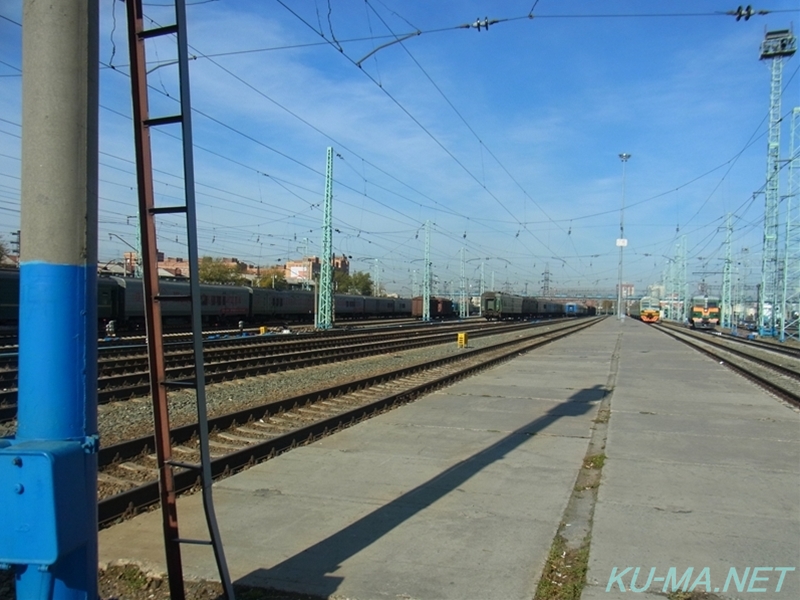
[318,147,334,329]
[760,29,797,336]
[781,107,800,341]
[422,220,431,321]
[722,214,733,328]
[459,247,467,318]
[676,237,688,322]
[479,261,485,317]
[125,2,234,598]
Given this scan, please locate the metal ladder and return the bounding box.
[124,1,234,598]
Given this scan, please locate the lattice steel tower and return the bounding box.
[676,236,688,322]
[759,29,797,336]
[781,108,800,341]
[662,262,672,320]
[541,264,551,296]
[459,247,468,318]
[422,220,431,321]
[318,148,334,329]
[722,214,733,328]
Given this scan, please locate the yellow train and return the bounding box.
[631,296,661,323]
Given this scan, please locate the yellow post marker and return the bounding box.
[457,332,468,348]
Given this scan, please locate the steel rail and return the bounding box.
[98,318,600,525]
[656,326,800,407]
[0,321,558,419]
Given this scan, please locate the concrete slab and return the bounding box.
[583,320,800,600]
[99,317,798,600]
[100,318,618,600]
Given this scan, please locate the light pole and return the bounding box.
[617,153,631,319]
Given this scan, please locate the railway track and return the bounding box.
[97,317,600,526]
[655,323,800,407]
[659,320,800,361]
[0,320,558,422]
[0,316,458,352]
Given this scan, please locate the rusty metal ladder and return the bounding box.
[124,1,234,598]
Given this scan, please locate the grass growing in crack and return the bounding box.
[534,535,590,600]
[583,453,605,470]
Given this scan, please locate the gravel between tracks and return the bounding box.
[0,326,544,448]
[0,324,554,599]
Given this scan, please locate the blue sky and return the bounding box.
[1,1,799,298]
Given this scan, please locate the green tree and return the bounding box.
[332,270,372,295]
[349,271,373,295]
[256,266,288,289]
[198,257,247,285]
[0,239,7,263]
[332,270,351,294]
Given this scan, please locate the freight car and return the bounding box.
[411,296,456,319]
[689,295,720,330]
[0,270,413,331]
[481,291,524,320]
[564,302,590,317]
[480,292,569,321]
[0,269,21,327]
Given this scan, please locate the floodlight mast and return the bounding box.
[759,29,796,337]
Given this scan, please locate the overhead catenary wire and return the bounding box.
[1,3,798,291]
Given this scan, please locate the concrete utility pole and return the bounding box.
[3,1,99,597]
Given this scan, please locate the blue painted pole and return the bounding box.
[4,0,99,597]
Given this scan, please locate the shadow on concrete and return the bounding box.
[233,384,605,598]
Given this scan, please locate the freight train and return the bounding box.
[480,291,594,321]
[411,296,456,319]
[688,295,720,330]
[0,269,413,331]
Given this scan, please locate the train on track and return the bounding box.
[688,295,720,330]
[411,296,456,319]
[0,269,414,331]
[630,296,661,323]
[480,291,594,320]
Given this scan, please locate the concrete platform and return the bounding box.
[100,319,616,599]
[583,320,800,600]
[98,317,800,600]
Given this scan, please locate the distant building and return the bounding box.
[157,255,189,278]
[1,253,19,268]
[284,255,349,285]
[617,282,635,299]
